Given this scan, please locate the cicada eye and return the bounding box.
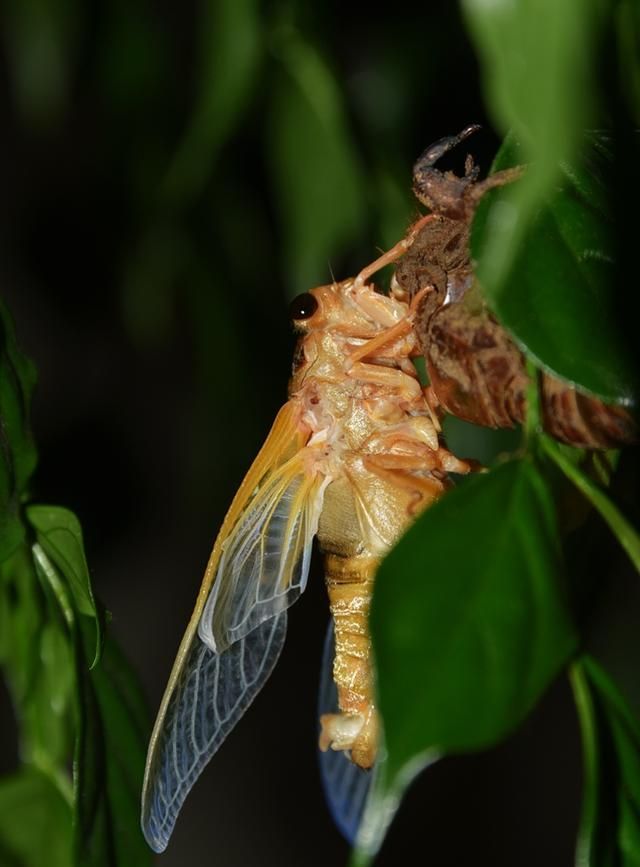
[289,292,318,322]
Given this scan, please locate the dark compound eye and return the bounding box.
[289,292,318,321]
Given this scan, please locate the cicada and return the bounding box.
[140,274,471,852]
[357,126,637,449]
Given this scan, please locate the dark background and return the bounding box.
[0,2,582,864]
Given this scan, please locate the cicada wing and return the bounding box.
[318,619,373,845]
[199,456,327,652]
[142,401,323,851]
[142,613,286,853]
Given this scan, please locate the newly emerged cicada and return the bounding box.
[141,274,471,852]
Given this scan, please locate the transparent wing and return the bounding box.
[318,619,373,844]
[142,613,287,853]
[142,402,325,852]
[199,460,327,652]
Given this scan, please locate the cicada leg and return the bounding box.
[353,214,437,288]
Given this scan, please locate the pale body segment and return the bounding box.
[141,276,469,853]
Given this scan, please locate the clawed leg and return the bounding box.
[354,214,436,288]
[349,361,423,401]
[346,286,430,367]
[470,165,525,205]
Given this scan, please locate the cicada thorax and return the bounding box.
[387,127,637,449]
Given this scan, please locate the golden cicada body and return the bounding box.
[141,275,470,852]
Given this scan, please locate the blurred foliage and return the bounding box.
[461,0,608,298]
[0,0,639,866]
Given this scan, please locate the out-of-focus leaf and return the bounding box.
[616,1,640,125]
[98,0,168,115]
[33,543,151,867]
[27,505,103,665]
[0,768,72,867]
[461,0,609,319]
[0,547,74,780]
[0,302,37,563]
[461,0,603,165]
[121,224,188,349]
[374,165,412,253]
[356,459,576,861]
[542,436,640,575]
[1,0,80,127]
[471,133,636,403]
[161,0,261,206]
[572,656,640,866]
[268,24,366,293]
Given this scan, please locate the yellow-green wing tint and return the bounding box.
[199,449,327,651]
[141,401,325,852]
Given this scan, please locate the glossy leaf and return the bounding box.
[32,542,151,867]
[0,547,74,779]
[471,133,637,403]
[268,24,366,293]
[27,505,103,665]
[0,769,72,867]
[90,638,150,866]
[0,302,37,563]
[572,657,640,866]
[358,459,577,860]
[73,630,151,867]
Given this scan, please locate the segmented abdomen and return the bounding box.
[324,552,378,768]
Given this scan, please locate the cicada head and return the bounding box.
[290,279,408,337]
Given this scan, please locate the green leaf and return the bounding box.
[0,546,74,784]
[0,302,37,563]
[1,0,79,128]
[161,0,262,206]
[33,543,151,867]
[88,637,151,867]
[572,657,640,866]
[541,436,640,575]
[0,768,72,867]
[461,0,604,167]
[71,632,151,867]
[471,132,637,403]
[616,1,640,125]
[359,459,577,860]
[27,505,103,666]
[268,23,366,293]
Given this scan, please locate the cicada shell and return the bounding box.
[141,275,471,852]
[355,126,637,449]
